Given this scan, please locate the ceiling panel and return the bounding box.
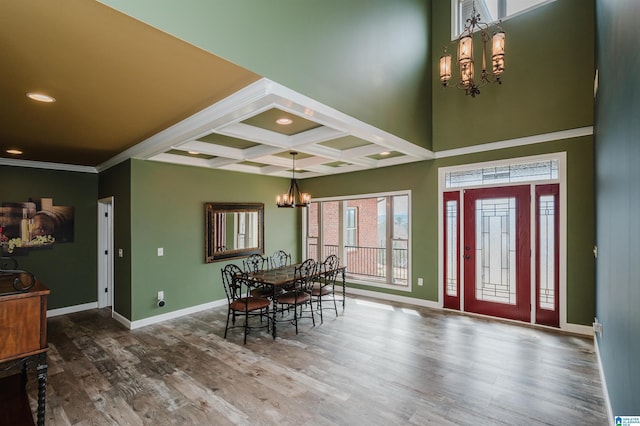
[1,0,434,177]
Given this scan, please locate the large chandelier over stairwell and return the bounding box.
[439,1,506,97]
[276,152,311,208]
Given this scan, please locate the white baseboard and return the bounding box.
[124,299,228,330]
[594,336,614,426]
[346,287,441,309]
[111,310,131,329]
[47,302,98,317]
[346,287,593,336]
[561,322,593,336]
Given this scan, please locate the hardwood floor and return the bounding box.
[25,296,608,425]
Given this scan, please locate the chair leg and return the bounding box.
[224,308,231,339]
[310,297,315,327]
[317,294,323,324]
[244,309,249,344]
[332,289,338,316]
[265,306,270,333]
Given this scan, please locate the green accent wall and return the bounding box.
[98,0,432,150]
[0,165,98,309]
[128,160,298,321]
[594,0,640,415]
[304,136,595,325]
[431,0,594,151]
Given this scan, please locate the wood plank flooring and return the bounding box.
[21,296,608,425]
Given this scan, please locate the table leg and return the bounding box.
[271,285,277,339]
[341,268,346,310]
[36,352,47,426]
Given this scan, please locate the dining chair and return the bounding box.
[274,258,316,334]
[221,264,271,344]
[312,254,340,323]
[270,250,292,269]
[243,254,273,299]
[243,253,268,272]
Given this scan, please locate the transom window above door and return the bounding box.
[454,0,555,38]
[444,158,559,188]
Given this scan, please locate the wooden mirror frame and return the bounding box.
[204,202,264,263]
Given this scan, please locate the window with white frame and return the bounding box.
[305,191,411,288]
[455,0,554,37]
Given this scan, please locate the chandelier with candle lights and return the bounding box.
[439,1,505,97]
[276,152,311,208]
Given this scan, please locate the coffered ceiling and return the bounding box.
[0,0,433,178]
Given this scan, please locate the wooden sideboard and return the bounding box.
[0,274,50,426]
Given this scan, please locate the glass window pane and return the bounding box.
[345,207,357,247]
[445,159,559,188]
[322,201,340,259]
[475,197,517,305]
[538,194,556,310]
[446,200,458,297]
[306,202,319,261]
[392,195,409,240]
[307,193,410,287]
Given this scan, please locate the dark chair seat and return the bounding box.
[230,296,270,312]
[311,283,333,296]
[277,290,311,305]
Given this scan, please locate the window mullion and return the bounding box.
[339,201,345,265]
[386,196,393,282]
[317,201,323,261]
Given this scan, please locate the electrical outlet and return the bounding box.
[417,277,424,286]
[118,248,123,257]
[593,318,603,336]
[157,247,164,256]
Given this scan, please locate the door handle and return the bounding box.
[464,254,471,260]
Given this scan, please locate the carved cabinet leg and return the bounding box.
[36,353,48,426]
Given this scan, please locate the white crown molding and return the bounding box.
[0,157,97,173]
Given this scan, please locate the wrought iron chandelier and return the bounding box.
[276,152,310,208]
[439,1,506,97]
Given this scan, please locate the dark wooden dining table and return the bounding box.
[246,263,346,339]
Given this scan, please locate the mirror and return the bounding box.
[205,202,264,262]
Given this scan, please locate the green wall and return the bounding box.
[304,136,595,325]
[431,0,594,151]
[0,165,98,309]
[2,2,598,330]
[98,160,132,319]
[594,0,640,415]
[128,160,298,321]
[98,0,432,150]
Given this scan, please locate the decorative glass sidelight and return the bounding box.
[538,195,556,310]
[446,200,459,297]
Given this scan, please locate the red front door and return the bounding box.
[463,186,531,322]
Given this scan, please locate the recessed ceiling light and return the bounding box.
[380,151,391,156]
[26,92,56,103]
[188,151,200,155]
[276,117,293,125]
[6,149,23,155]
